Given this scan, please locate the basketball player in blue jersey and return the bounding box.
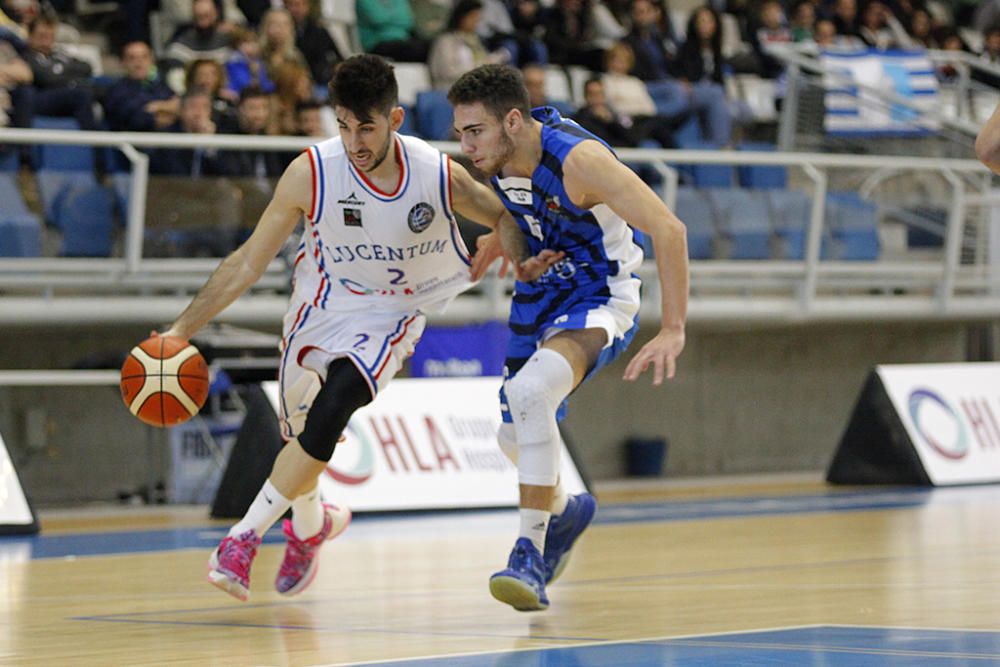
[160,55,556,602]
[449,65,690,611]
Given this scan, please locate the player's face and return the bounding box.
[335,106,398,173]
[453,102,516,178]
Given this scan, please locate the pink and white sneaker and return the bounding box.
[275,503,352,596]
[207,529,262,601]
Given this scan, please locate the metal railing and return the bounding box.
[0,128,997,326]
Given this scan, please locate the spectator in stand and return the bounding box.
[429,0,509,91]
[225,25,274,96]
[907,9,936,49]
[571,76,638,147]
[542,0,622,71]
[521,62,574,115]
[267,59,312,135]
[971,26,1000,89]
[150,88,229,176]
[602,42,688,148]
[750,0,791,78]
[505,0,549,66]
[165,0,232,69]
[186,58,237,122]
[624,0,680,83]
[857,1,910,49]
[830,0,860,40]
[790,0,817,42]
[219,85,287,177]
[625,1,732,146]
[0,30,31,130]
[259,8,306,80]
[356,0,430,62]
[295,98,324,137]
[104,41,179,132]
[475,0,546,67]
[412,0,451,40]
[21,12,97,130]
[283,0,341,87]
[935,28,970,82]
[676,7,726,86]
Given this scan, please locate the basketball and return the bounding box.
[120,335,210,427]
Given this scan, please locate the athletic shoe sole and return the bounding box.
[207,549,250,602]
[489,574,548,612]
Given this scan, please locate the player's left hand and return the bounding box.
[623,326,685,385]
[470,231,513,281]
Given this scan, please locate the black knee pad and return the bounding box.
[297,358,373,462]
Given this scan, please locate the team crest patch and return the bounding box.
[407,202,435,233]
[344,208,362,227]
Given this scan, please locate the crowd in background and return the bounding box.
[0,0,997,177]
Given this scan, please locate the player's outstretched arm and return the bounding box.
[563,140,689,385]
[976,104,1000,174]
[449,157,564,281]
[162,153,313,340]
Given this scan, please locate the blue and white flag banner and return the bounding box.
[821,49,939,136]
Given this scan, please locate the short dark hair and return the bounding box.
[296,99,323,114]
[448,64,530,122]
[239,85,270,104]
[328,54,398,121]
[447,0,483,31]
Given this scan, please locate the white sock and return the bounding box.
[519,508,550,553]
[291,489,325,539]
[550,478,569,515]
[229,480,291,537]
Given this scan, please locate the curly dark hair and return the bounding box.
[328,54,398,120]
[447,64,531,122]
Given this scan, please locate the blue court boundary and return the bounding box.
[4,485,995,560]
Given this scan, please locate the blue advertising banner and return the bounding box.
[409,321,511,378]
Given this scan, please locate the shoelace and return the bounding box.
[220,536,257,574]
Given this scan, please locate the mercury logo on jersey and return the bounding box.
[325,240,449,264]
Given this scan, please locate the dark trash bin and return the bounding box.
[625,437,668,477]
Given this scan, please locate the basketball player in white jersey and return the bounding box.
[161,55,555,601]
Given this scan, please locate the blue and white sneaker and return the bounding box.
[544,492,597,583]
[489,537,549,611]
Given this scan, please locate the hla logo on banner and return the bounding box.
[907,389,970,460]
[879,364,1000,485]
[262,378,586,510]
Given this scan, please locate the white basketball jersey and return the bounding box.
[293,134,472,313]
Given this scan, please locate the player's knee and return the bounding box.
[517,438,560,486]
[505,371,559,446]
[497,422,518,464]
[298,359,372,462]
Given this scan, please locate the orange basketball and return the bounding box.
[120,335,209,427]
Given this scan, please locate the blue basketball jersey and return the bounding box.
[490,107,643,352]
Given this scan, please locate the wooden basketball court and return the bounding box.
[3,474,999,666]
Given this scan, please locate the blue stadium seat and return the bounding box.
[0,174,31,216]
[415,90,454,141]
[737,142,787,190]
[672,186,715,259]
[0,213,42,256]
[31,116,94,171]
[0,149,19,173]
[677,141,733,188]
[398,104,416,136]
[36,170,97,227]
[705,188,771,259]
[57,184,115,257]
[826,191,880,261]
[766,189,811,259]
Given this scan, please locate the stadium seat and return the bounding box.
[394,62,432,108]
[766,189,812,260]
[31,117,94,171]
[0,174,31,216]
[672,186,715,259]
[57,184,115,257]
[415,90,454,141]
[36,170,96,227]
[826,191,880,261]
[737,142,787,190]
[0,213,42,257]
[0,149,18,173]
[677,141,733,188]
[705,188,771,259]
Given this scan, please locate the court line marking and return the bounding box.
[321,624,1000,667]
[313,624,828,666]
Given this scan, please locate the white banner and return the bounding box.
[878,363,1000,485]
[262,378,586,511]
[0,430,35,530]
